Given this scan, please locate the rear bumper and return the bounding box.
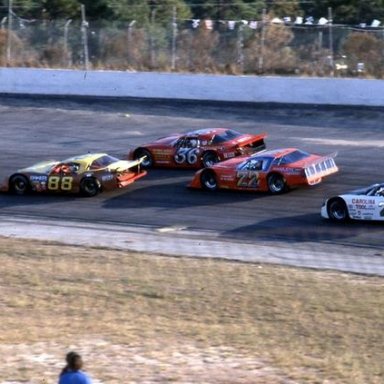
[117,170,147,188]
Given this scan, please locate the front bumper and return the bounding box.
[320,202,329,219]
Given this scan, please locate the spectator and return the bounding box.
[58,351,92,384]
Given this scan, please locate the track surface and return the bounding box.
[1,97,384,265]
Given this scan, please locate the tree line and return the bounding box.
[2,0,384,25]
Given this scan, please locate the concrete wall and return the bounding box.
[1,67,384,106]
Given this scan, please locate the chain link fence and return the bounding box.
[1,18,384,78]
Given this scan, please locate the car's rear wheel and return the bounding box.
[202,151,219,168]
[134,148,153,168]
[327,198,349,222]
[9,174,29,195]
[267,173,287,194]
[80,177,100,197]
[200,169,218,191]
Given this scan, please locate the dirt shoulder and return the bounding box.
[0,237,383,384]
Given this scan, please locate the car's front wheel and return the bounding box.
[200,169,218,191]
[267,173,287,194]
[327,198,349,222]
[134,148,153,168]
[80,177,100,197]
[9,174,29,195]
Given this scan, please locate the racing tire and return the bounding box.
[202,151,219,168]
[267,173,287,194]
[80,177,100,197]
[134,148,153,168]
[200,169,218,191]
[327,198,349,222]
[9,174,29,195]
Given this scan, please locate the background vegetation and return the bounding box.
[1,1,384,77]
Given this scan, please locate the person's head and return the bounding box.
[65,351,83,371]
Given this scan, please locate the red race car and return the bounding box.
[189,148,338,194]
[129,128,267,168]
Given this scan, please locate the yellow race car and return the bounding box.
[0,153,147,197]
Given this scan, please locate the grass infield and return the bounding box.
[0,237,383,383]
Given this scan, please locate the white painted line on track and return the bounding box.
[0,215,383,276]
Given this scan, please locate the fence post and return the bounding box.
[81,4,89,70]
[6,0,13,65]
[171,6,177,70]
[258,8,266,73]
[237,24,244,73]
[328,7,334,76]
[127,20,136,64]
[64,19,72,68]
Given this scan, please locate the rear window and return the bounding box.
[211,129,242,144]
[90,155,119,169]
[276,150,310,165]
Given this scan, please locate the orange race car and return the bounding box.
[0,153,147,197]
[189,148,338,194]
[129,128,267,168]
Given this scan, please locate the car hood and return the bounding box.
[147,134,180,147]
[19,160,59,174]
[212,156,247,170]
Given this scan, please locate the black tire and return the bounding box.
[134,148,153,168]
[327,198,349,222]
[9,174,29,195]
[80,177,100,197]
[267,173,287,194]
[200,170,218,191]
[202,151,219,168]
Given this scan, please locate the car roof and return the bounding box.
[185,128,231,139]
[249,148,297,159]
[63,153,107,163]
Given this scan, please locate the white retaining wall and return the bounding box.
[0,67,384,106]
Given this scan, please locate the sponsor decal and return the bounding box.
[220,175,235,181]
[352,198,375,205]
[278,168,302,175]
[153,149,173,155]
[102,174,114,182]
[223,152,235,159]
[30,175,48,182]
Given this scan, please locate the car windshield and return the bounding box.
[275,150,310,165]
[90,155,120,169]
[239,157,273,171]
[211,129,242,144]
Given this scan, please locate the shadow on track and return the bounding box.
[221,213,384,247]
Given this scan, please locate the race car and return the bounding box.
[321,183,384,222]
[129,128,267,169]
[0,153,147,197]
[189,148,338,194]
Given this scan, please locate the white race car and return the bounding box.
[321,183,384,221]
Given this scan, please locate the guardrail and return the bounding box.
[0,68,383,106]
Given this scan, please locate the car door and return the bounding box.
[47,163,76,193]
[174,137,201,166]
[235,159,263,190]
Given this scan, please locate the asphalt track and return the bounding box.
[0,96,384,273]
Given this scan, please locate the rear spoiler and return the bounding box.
[237,132,267,152]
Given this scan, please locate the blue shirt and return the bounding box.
[59,371,92,384]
